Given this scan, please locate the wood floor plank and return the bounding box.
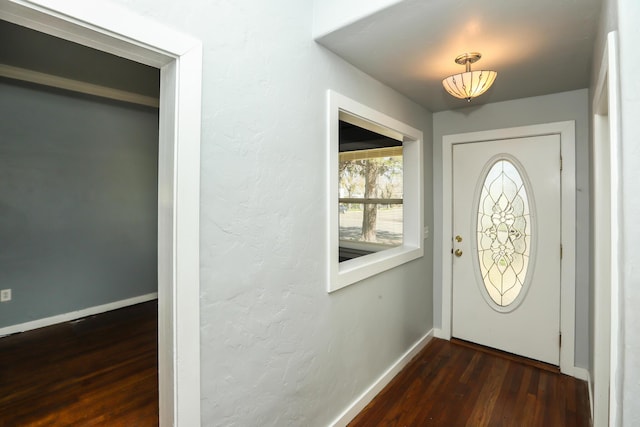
[417,345,489,426]
[486,361,524,426]
[348,338,591,427]
[0,301,158,426]
[464,356,509,427]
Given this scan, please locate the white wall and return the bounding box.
[432,89,590,368]
[590,0,618,91]
[106,0,433,425]
[617,0,640,425]
[588,0,618,420]
[312,0,402,39]
[589,1,640,424]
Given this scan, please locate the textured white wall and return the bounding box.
[617,0,640,425]
[590,0,618,91]
[432,89,590,368]
[312,0,402,39]
[110,0,433,425]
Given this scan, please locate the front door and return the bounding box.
[451,135,561,365]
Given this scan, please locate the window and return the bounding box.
[328,91,423,292]
[338,120,403,261]
[477,158,532,309]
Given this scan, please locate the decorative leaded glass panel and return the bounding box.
[477,160,531,307]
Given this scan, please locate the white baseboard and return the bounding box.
[566,366,590,382]
[329,329,434,427]
[433,327,449,339]
[0,293,158,337]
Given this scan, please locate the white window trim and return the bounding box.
[338,239,399,253]
[327,90,423,292]
[0,1,202,425]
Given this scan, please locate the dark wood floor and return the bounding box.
[1,306,591,427]
[0,301,158,426]
[349,338,591,427]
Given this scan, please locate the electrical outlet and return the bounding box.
[0,289,11,302]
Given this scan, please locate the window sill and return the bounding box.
[330,244,423,293]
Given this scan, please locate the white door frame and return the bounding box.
[592,31,621,427]
[0,1,202,425]
[439,121,577,376]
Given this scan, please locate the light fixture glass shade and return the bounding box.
[442,70,497,101]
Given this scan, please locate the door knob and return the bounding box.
[455,249,463,257]
[455,235,463,242]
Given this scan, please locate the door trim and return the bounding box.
[439,121,577,376]
[0,1,203,425]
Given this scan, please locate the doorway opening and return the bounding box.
[0,1,202,425]
[0,18,160,423]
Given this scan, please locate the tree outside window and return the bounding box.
[338,119,403,262]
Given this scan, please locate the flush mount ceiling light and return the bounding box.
[442,52,497,101]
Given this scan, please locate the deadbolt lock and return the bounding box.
[455,249,463,257]
[455,235,463,242]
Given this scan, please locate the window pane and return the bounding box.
[339,203,403,246]
[338,117,403,262]
[477,159,531,307]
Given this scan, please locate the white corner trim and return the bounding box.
[0,64,160,108]
[0,293,158,337]
[586,369,594,423]
[329,330,434,427]
[591,30,621,427]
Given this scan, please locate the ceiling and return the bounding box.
[316,0,602,112]
[2,1,602,112]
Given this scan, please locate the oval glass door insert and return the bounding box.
[477,159,531,307]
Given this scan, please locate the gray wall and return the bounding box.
[0,79,159,328]
[432,89,590,368]
[103,0,434,425]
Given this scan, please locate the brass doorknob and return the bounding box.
[455,249,463,257]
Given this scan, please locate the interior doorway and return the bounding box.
[0,1,202,425]
[0,18,160,423]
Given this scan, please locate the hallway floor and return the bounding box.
[349,338,590,427]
